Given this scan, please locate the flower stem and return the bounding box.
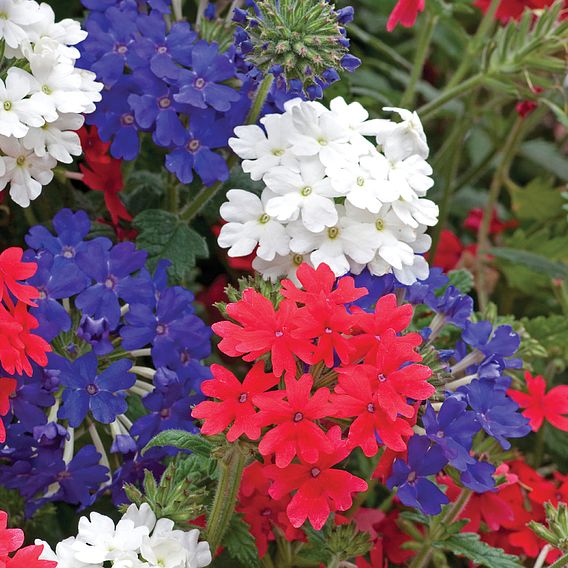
[399,14,438,109]
[549,552,568,568]
[205,442,246,554]
[417,73,485,121]
[533,545,552,568]
[179,74,274,222]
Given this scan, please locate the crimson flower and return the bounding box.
[212,289,314,377]
[0,248,39,306]
[387,0,425,31]
[0,302,51,376]
[427,230,464,273]
[330,370,414,455]
[0,378,16,443]
[508,372,568,432]
[475,0,555,22]
[0,510,55,568]
[265,426,368,530]
[281,263,366,306]
[192,362,279,442]
[254,373,333,467]
[464,208,517,235]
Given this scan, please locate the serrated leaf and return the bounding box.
[434,533,523,568]
[222,514,260,568]
[447,269,474,294]
[143,430,213,459]
[134,209,208,282]
[511,177,565,222]
[399,510,429,525]
[522,315,568,361]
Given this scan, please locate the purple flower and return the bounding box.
[174,41,240,112]
[387,436,449,515]
[463,321,520,358]
[77,315,113,356]
[458,379,530,450]
[460,461,496,493]
[54,352,135,427]
[434,286,474,328]
[75,241,147,328]
[423,398,479,472]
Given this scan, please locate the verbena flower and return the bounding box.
[222,98,438,284]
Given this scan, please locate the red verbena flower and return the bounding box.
[281,263,367,306]
[464,208,517,235]
[212,289,314,377]
[254,373,333,468]
[508,371,568,432]
[0,378,17,443]
[427,230,464,272]
[191,362,279,442]
[0,302,51,376]
[0,248,39,306]
[475,0,555,22]
[265,426,368,530]
[387,0,425,31]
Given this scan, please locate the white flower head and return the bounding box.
[376,106,429,160]
[218,188,291,261]
[252,252,309,284]
[0,0,42,49]
[37,537,100,568]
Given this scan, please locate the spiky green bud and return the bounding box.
[529,502,568,553]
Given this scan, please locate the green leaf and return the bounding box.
[134,209,208,282]
[488,247,568,280]
[142,430,213,459]
[434,533,523,568]
[447,269,474,294]
[399,510,430,525]
[511,177,565,222]
[222,514,260,568]
[523,315,568,361]
[519,140,568,182]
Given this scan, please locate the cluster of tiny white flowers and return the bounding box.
[0,0,102,207]
[220,97,438,284]
[37,504,212,568]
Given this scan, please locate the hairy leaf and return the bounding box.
[222,514,260,568]
[142,430,213,459]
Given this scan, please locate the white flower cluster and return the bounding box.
[37,504,212,568]
[0,0,102,207]
[220,97,438,284]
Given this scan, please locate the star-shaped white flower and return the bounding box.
[0,0,41,49]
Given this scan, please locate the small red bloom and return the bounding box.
[0,248,39,306]
[212,289,314,377]
[192,362,279,442]
[475,0,555,22]
[0,378,16,443]
[427,230,464,272]
[281,263,367,306]
[387,0,425,31]
[254,373,333,468]
[265,426,368,530]
[508,371,568,432]
[0,302,51,376]
[0,511,23,558]
[464,208,517,235]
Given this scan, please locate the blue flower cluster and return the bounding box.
[353,268,530,515]
[78,0,358,188]
[0,209,211,513]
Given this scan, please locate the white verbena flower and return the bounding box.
[37,538,101,568]
[252,252,309,284]
[0,0,41,49]
[218,189,290,261]
[376,106,429,160]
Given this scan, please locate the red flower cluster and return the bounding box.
[387,0,425,32]
[0,248,50,379]
[508,371,568,432]
[78,126,132,230]
[0,510,55,567]
[194,263,434,535]
[441,458,568,561]
[475,0,557,22]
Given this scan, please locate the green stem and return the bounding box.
[531,426,546,468]
[476,116,524,311]
[348,24,412,71]
[549,552,568,568]
[166,177,179,213]
[417,73,485,121]
[179,74,274,222]
[446,0,500,89]
[399,14,438,108]
[22,204,39,227]
[205,443,246,554]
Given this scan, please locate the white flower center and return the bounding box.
[375,218,385,231]
[42,84,52,95]
[258,213,270,224]
[327,227,339,239]
[356,176,365,187]
[16,155,26,167]
[272,148,284,156]
[300,186,312,197]
[3,101,11,111]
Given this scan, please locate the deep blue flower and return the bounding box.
[387,436,449,515]
[458,379,531,450]
[463,321,520,358]
[165,109,231,185]
[174,41,240,112]
[423,398,479,472]
[75,241,147,328]
[433,286,474,328]
[54,352,135,427]
[405,267,448,305]
[77,315,113,356]
[350,269,396,311]
[111,434,137,454]
[460,461,496,493]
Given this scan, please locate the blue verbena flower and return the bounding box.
[387,436,449,515]
[53,352,135,427]
[458,379,531,450]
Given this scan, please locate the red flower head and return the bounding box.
[0,378,16,443]
[0,248,39,306]
[427,230,464,272]
[281,263,367,306]
[0,510,55,568]
[212,289,314,377]
[191,362,279,442]
[508,371,568,432]
[265,426,368,530]
[464,208,517,235]
[254,373,334,468]
[387,0,425,31]
[0,302,51,376]
[475,0,555,22]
